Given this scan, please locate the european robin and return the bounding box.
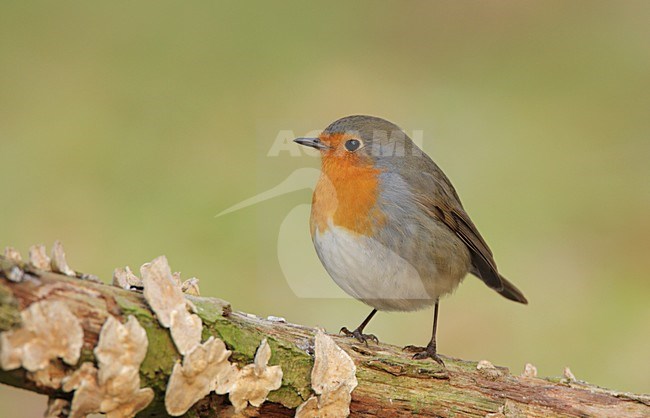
[294,115,527,364]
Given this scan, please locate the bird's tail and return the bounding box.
[497,275,528,304]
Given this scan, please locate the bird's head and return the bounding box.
[294,115,419,170]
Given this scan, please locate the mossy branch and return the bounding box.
[0,255,648,417]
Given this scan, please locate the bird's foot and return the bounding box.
[340,327,379,345]
[403,344,445,366]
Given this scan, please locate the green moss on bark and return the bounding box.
[204,316,313,408]
[0,281,21,331]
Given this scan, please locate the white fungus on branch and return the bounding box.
[28,244,51,271]
[521,363,538,378]
[165,336,238,416]
[0,300,83,373]
[295,330,357,418]
[3,246,23,263]
[141,255,283,415]
[181,277,201,296]
[112,266,143,290]
[62,315,154,418]
[141,255,202,355]
[221,338,283,413]
[44,398,70,418]
[50,240,76,276]
[477,359,504,380]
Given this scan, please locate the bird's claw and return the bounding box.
[340,327,379,345]
[403,344,445,366]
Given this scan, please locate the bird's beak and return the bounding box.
[293,137,331,150]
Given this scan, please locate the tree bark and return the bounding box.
[0,255,648,417]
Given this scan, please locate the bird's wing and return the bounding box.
[408,158,504,290]
[418,191,503,291]
[407,159,527,304]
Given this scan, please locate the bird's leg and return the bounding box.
[403,299,445,366]
[340,309,379,345]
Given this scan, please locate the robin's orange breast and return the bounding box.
[310,151,386,237]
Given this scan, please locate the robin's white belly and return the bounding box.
[313,222,444,311]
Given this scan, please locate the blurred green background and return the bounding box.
[1,1,649,415]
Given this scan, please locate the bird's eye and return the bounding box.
[344,139,361,152]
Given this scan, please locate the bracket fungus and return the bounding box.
[169,308,203,355]
[521,362,538,378]
[563,366,577,382]
[141,256,202,355]
[165,336,237,416]
[50,240,76,276]
[222,338,283,413]
[0,300,83,373]
[181,277,201,296]
[477,360,504,380]
[28,244,51,271]
[165,337,283,416]
[295,330,357,418]
[3,247,25,282]
[3,246,23,263]
[62,315,153,418]
[29,364,68,389]
[45,398,71,418]
[112,266,143,290]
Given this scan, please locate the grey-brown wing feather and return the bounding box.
[401,154,527,304]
